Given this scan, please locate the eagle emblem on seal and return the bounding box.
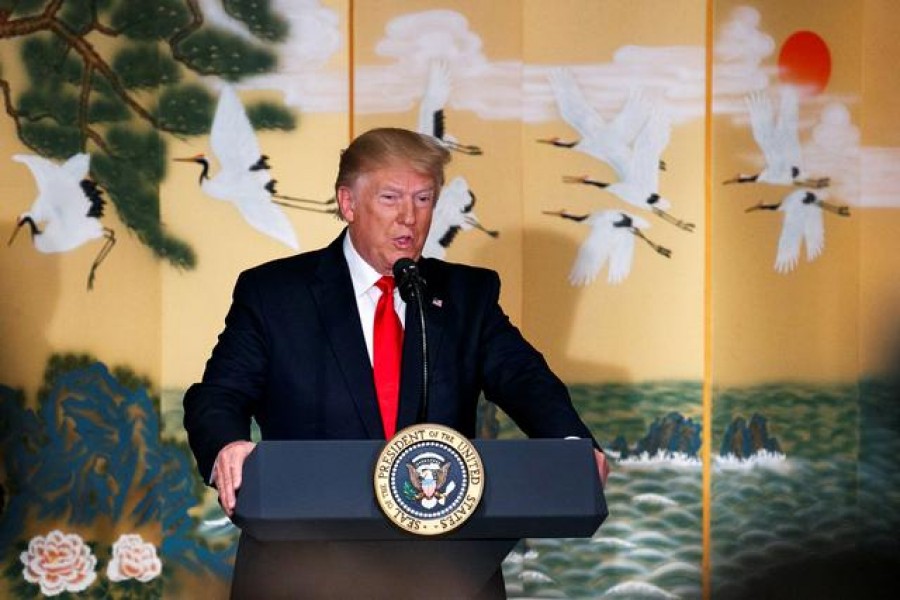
[405,461,454,509]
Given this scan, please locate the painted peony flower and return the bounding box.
[20,530,97,596]
[107,533,163,583]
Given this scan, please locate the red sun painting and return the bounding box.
[778,31,831,95]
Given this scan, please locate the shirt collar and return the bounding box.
[343,231,382,297]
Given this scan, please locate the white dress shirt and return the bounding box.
[343,234,407,365]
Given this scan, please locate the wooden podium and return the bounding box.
[232,438,607,598]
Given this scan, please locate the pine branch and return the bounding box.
[168,0,203,50]
[0,0,62,37]
[0,77,38,153]
[47,17,160,129]
[1,2,164,134]
[84,125,113,155]
[0,0,291,270]
[78,60,92,148]
[224,0,288,42]
[88,1,120,37]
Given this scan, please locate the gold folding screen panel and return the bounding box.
[1,1,897,598]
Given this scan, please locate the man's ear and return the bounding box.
[336,186,354,222]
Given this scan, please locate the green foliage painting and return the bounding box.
[0,353,237,597]
[0,0,297,269]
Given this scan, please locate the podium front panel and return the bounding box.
[234,438,607,542]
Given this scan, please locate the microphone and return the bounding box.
[392,258,425,303]
[392,258,429,424]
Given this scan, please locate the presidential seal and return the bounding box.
[374,424,485,535]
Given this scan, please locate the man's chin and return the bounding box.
[393,248,423,263]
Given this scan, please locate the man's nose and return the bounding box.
[397,197,416,224]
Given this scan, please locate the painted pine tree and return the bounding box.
[0,0,297,268]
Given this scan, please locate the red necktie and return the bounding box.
[373,276,403,438]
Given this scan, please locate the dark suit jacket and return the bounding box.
[184,230,595,480]
[182,231,596,598]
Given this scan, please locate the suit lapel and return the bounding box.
[396,260,447,430]
[310,232,383,438]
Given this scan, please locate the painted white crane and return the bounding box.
[417,60,482,155]
[745,189,849,273]
[563,111,695,232]
[539,68,659,176]
[176,85,334,251]
[422,176,498,259]
[543,209,670,286]
[8,153,116,290]
[724,87,829,188]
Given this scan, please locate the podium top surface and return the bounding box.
[234,438,608,542]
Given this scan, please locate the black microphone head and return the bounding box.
[392,257,417,280]
[392,258,422,302]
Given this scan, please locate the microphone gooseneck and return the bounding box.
[392,258,429,424]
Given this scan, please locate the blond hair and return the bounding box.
[335,128,451,196]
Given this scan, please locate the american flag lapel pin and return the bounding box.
[432,297,443,308]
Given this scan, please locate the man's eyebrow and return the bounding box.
[378,183,436,195]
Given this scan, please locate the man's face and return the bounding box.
[338,165,437,275]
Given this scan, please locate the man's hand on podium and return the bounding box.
[594,449,610,488]
[214,440,257,517]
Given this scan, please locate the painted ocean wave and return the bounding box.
[590,537,637,551]
[618,451,702,469]
[633,493,679,508]
[714,450,789,472]
[154,379,897,598]
[599,580,680,599]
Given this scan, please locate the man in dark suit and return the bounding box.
[184,127,608,599]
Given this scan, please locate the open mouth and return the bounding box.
[393,235,414,249]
